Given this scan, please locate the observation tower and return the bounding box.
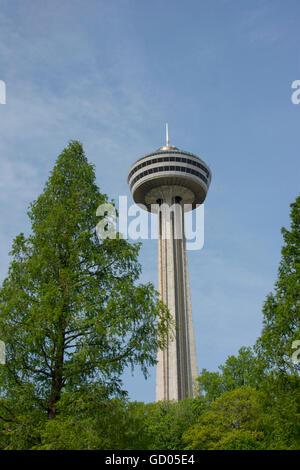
[127,125,212,401]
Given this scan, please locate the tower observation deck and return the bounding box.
[127,126,212,401]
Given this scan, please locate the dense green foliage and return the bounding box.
[0,144,299,450]
[0,141,169,448]
[34,397,206,450]
[183,387,265,450]
[197,346,266,404]
[255,196,300,374]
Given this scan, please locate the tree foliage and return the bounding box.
[255,195,300,374]
[143,398,206,450]
[0,141,169,447]
[183,387,264,450]
[35,391,149,450]
[197,347,266,404]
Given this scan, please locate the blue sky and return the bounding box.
[0,0,299,402]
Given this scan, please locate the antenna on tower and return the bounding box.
[166,123,169,147]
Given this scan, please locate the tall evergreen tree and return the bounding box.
[255,195,300,374]
[0,141,169,441]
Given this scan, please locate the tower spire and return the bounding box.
[166,123,169,147]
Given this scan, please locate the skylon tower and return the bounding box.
[127,125,211,401]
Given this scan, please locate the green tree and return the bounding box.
[197,347,265,404]
[143,398,206,450]
[257,374,300,449]
[35,390,149,450]
[35,397,206,450]
[183,387,264,450]
[196,369,224,404]
[0,141,169,449]
[255,195,300,374]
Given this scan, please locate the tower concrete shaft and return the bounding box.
[155,188,198,402]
